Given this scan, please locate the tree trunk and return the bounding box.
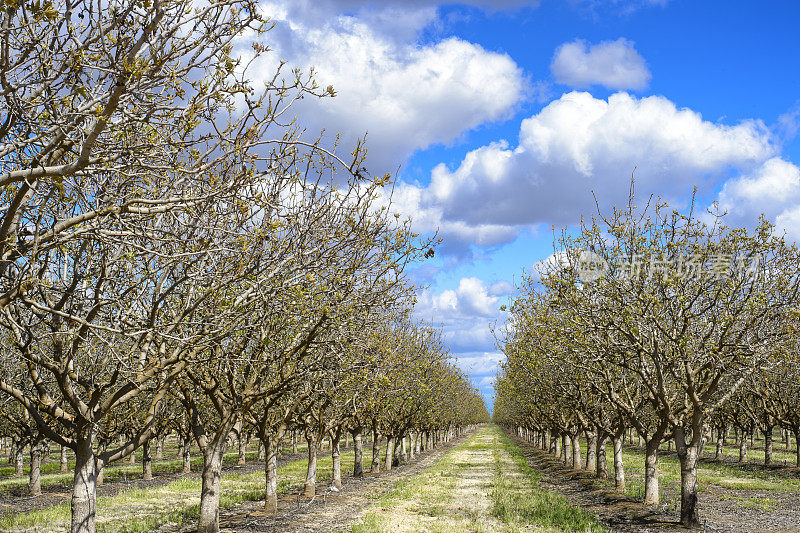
[156,436,164,461]
[238,434,247,466]
[331,435,342,489]
[303,437,317,498]
[644,437,660,505]
[571,434,581,470]
[408,432,416,460]
[182,441,191,474]
[585,430,597,472]
[264,439,278,515]
[676,430,701,528]
[739,431,748,463]
[142,439,153,480]
[561,433,569,463]
[197,445,225,533]
[14,444,23,476]
[61,445,69,473]
[352,428,364,478]
[401,435,407,463]
[715,433,722,460]
[292,431,298,454]
[257,440,265,461]
[384,435,395,471]
[612,436,625,492]
[71,443,99,533]
[764,427,773,466]
[371,429,381,473]
[29,441,42,496]
[596,434,608,479]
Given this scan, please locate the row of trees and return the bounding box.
[1,313,487,532]
[0,1,489,532]
[494,193,800,528]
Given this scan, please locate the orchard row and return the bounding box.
[0,1,489,532]
[494,194,800,528]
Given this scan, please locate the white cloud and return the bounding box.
[395,91,775,252]
[551,38,651,90]
[477,375,497,388]
[249,3,525,172]
[776,207,800,241]
[716,157,800,237]
[417,277,503,319]
[455,352,504,375]
[570,0,669,14]
[778,103,800,143]
[415,277,509,352]
[488,280,513,296]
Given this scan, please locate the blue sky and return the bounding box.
[251,0,800,409]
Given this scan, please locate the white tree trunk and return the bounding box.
[303,437,317,498]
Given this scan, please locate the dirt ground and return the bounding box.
[507,431,800,533]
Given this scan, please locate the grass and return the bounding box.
[348,425,606,533]
[548,435,800,513]
[0,446,354,533]
[0,441,312,492]
[347,436,486,533]
[491,430,607,532]
[619,444,800,494]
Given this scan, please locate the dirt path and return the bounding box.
[335,425,600,532]
[340,427,510,532]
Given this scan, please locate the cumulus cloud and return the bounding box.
[777,103,800,143]
[415,279,509,401]
[393,91,775,252]
[488,280,513,296]
[551,38,651,90]
[415,277,509,352]
[417,277,503,319]
[455,352,505,375]
[247,2,525,172]
[716,157,800,237]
